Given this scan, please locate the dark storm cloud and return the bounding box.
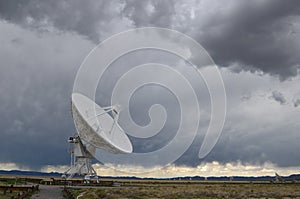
[194,0,300,80]
[0,0,299,79]
[1,0,300,171]
[0,68,73,169]
[0,0,131,42]
[205,126,300,167]
[176,115,300,168]
[123,0,291,75]
[0,22,94,169]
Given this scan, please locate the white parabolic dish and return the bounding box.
[71,93,133,154]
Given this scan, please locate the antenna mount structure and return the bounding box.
[62,93,132,183]
[62,136,98,183]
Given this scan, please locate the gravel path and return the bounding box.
[31,185,63,199]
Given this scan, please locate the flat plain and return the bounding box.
[67,180,300,199]
[1,176,300,199]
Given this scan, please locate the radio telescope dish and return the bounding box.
[71,92,132,154]
[63,93,132,181]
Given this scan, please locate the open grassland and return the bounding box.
[67,180,300,199]
[1,175,300,198]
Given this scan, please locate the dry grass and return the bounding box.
[68,181,300,199]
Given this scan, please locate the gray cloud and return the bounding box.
[0,21,94,169]
[293,96,300,107]
[122,0,175,27]
[0,0,299,79]
[270,91,287,105]
[294,99,300,107]
[240,93,252,102]
[1,1,300,172]
[0,0,133,42]
[203,127,300,167]
[193,0,300,80]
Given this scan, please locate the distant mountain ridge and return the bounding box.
[0,170,62,177]
[0,170,300,181]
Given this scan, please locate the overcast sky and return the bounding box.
[0,0,300,177]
